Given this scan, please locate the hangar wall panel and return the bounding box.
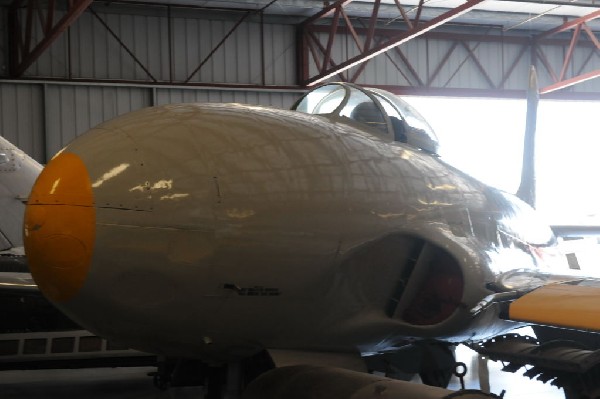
[44,85,152,157]
[310,31,600,93]
[536,43,600,93]
[22,7,297,86]
[155,88,301,109]
[0,80,302,162]
[312,32,526,89]
[0,83,45,161]
[499,42,531,91]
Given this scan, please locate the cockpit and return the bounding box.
[292,83,439,154]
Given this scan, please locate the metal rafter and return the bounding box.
[305,25,557,91]
[307,31,348,81]
[9,0,93,77]
[535,10,600,94]
[298,0,485,86]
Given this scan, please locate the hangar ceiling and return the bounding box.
[2,0,600,96]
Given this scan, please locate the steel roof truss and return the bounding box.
[299,0,485,86]
[536,10,600,94]
[307,31,348,81]
[9,0,92,77]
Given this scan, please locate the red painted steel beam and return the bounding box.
[535,9,600,41]
[392,0,413,29]
[540,69,600,94]
[534,9,600,93]
[307,31,347,81]
[340,8,363,52]
[366,84,600,100]
[300,0,355,27]
[582,24,600,50]
[9,0,93,77]
[363,0,382,53]
[309,25,592,48]
[304,0,485,86]
[349,0,383,82]
[559,24,581,82]
[321,6,342,75]
[296,26,308,83]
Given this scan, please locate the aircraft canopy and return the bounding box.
[292,83,439,154]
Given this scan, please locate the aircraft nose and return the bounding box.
[24,151,95,303]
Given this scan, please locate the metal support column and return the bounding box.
[8,0,93,77]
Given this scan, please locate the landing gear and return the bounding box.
[471,331,600,399]
[149,352,273,398]
[419,343,457,388]
[364,341,457,388]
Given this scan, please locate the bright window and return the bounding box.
[405,96,600,225]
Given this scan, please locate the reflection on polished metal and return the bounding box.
[21,84,600,396]
[0,135,43,296]
[0,135,43,254]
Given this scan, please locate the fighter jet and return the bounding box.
[0,135,41,291]
[20,82,600,398]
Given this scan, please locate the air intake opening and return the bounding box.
[399,244,464,326]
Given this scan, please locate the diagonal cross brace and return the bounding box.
[536,9,600,94]
[304,0,485,86]
[9,0,93,77]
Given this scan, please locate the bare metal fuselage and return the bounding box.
[24,103,558,362]
[0,135,42,254]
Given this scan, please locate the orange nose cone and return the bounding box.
[24,152,95,303]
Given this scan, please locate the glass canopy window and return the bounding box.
[293,83,439,154]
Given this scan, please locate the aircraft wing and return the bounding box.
[508,280,600,332]
[0,246,36,293]
[0,270,38,292]
[483,267,600,333]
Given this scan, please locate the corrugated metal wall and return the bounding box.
[3,4,600,91]
[19,6,297,86]
[0,83,45,161]
[537,43,600,92]
[0,80,302,162]
[154,88,299,109]
[315,31,600,92]
[44,85,152,157]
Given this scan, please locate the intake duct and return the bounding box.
[384,238,464,326]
